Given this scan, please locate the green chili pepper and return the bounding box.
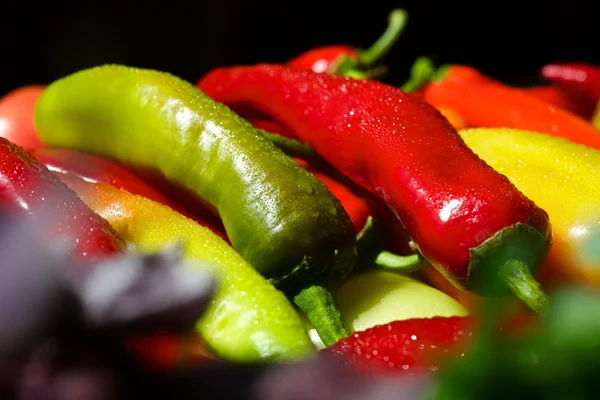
[34,65,357,346]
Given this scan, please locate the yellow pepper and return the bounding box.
[457,128,600,288]
[59,175,315,363]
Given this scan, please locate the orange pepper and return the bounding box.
[435,106,468,130]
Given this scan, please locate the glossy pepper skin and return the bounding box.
[198,65,551,313]
[34,65,356,346]
[459,128,600,288]
[60,174,315,362]
[0,137,123,261]
[327,316,472,376]
[34,148,228,240]
[541,62,600,103]
[287,9,407,78]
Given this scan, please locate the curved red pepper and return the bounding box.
[198,64,551,313]
[403,58,600,149]
[0,137,124,261]
[541,62,600,103]
[33,148,228,241]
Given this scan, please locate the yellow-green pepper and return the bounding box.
[60,175,315,363]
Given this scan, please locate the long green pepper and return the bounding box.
[34,65,357,346]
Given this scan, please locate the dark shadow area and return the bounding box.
[0,0,597,93]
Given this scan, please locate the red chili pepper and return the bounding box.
[402,57,600,149]
[33,148,228,241]
[541,62,600,103]
[327,316,473,376]
[125,331,215,371]
[524,85,596,120]
[0,137,124,261]
[198,64,552,314]
[287,9,407,78]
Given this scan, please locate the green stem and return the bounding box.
[356,216,424,273]
[358,9,408,67]
[375,251,424,273]
[400,56,437,92]
[400,56,452,92]
[294,284,351,347]
[498,259,550,316]
[342,68,368,80]
[259,129,317,160]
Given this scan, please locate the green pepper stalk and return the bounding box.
[287,9,408,80]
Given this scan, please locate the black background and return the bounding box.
[0,0,598,94]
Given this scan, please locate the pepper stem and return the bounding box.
[258,129,317,159]
[294,284,350,347]
[400,56,437,92]
[375,251,424,273]
[358,9,408,67]
[333,9,408,77]
[498,259,550,316]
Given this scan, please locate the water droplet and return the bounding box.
[297,179,314,194]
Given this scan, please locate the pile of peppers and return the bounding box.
[0,8,599,388]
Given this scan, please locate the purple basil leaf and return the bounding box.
[70,244,216,333]
[251,353,429,400]
[0,211,75,364]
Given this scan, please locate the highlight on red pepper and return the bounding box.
[0,137,124,261]
[541,62,600,104]
[402,57,600,149]
[287,8,408,79]
[198,64,552,315]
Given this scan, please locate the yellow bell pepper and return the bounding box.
[457,128,600,288]
[59,175,315,363]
